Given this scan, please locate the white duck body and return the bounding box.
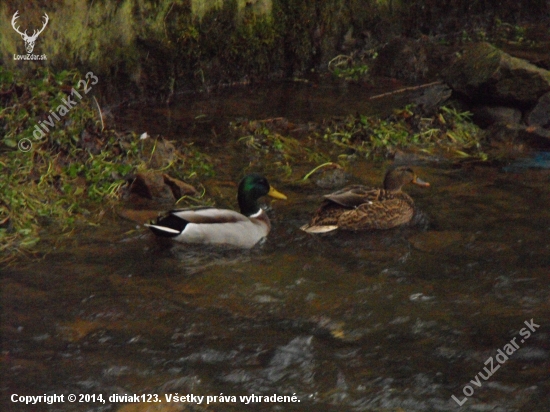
[145,174,286,249]
[146,207,271,249]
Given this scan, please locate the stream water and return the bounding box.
[2,81,549,412]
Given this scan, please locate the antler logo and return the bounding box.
[11,10,49,54]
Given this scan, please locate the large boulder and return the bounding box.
[444,42,550,106]
[527,91,550,128]
[471,105,522,127]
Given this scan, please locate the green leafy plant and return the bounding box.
[0,67,212,262]
[322,105,486,159]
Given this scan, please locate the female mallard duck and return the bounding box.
[146,174,287,248]
[301,166,429,233]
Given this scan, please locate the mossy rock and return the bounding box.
[445,42,550,106]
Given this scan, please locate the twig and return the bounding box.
[368,81,443,100]
[259,117,286,123]
[0,87,15,96]
[92,95,105,131]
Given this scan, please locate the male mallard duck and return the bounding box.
[146,174,287,248]
[301,166,429,233]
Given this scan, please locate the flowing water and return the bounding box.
[2,82,549,412]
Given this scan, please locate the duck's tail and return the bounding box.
[300,223,339,234]
[144,223,181,237]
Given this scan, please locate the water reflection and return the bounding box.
[503,151,550,172]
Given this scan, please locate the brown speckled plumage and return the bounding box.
[301,167,429,233]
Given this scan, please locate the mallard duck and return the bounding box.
[146,174,287,248]
[301,166,429,233]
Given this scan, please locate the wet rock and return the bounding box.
[408,231,465,252]
[411,83,452,115]
[312,316,348,340]
[503,43,550,70]
[486,123,550,148]
[444,42,550,106]
[527,91,550,128]
[126,172,196,205]
[162,174,198,199]
[472,105,522,127]
[128,172,175,202]
[373,38,430,82]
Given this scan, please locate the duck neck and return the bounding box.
[238,192,261,217]
[383,175,404,192]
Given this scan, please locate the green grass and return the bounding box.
[0,67,212,263]
[322,105,486,160]
[231,104,486,179]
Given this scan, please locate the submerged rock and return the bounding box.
[408,231,465,252]
[487,123,550,148]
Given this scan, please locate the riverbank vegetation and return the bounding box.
[0,68,211,262]
[1,67,486,262]
[231,104,485,179]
